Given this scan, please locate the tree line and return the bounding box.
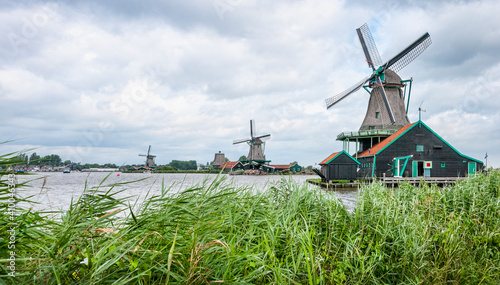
[12,152,199,171]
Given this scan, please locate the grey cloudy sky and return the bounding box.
[1,0,498,167]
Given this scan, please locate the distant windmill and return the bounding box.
[233,120,270,165]
[138,145,156,168]
[325,23,432,131]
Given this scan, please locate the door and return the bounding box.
[468,162,476,176]
[418,161,424,177]
[412,161,418,177]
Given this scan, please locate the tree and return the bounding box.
[29,152,41,165]
[168,160,197,170]
[103,163,118,168]
[157,165,177,171]
[42,154,62,166]
[239,155,248,162]
[15,153,28,164]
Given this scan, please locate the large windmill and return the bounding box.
[326,23,431,153]
[233,120,270,167]
[138,145,156,168]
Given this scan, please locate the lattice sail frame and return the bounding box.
[357,23,382,68]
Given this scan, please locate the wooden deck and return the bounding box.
[308,175,465,190]
[307,179,359,190]
[373,176,464,187]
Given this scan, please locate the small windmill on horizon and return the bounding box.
[139,145,156,168]
[233,119,270,168]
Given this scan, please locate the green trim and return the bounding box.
[401,79,413,114]
[418,121,483,164]
[363,85,371,94]
[412,160,418,177]
[394,155,412,177]
[401,156,410,175]
[324,150,360,165]
[372,156,377,178]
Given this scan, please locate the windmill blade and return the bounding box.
[139,154,147,157]
[147,145,151,156]
[233,138,251,145]
[250,119,255,138]
[356,23,382,70]
[375,76,395,124]
[255,134,270,141]
[326,75,373,109]
[382,32,431,73]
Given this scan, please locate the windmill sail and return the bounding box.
[356,23,382,69]
[326,75,372,109]
[383,33,431,73]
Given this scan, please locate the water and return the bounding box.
[14,172,358,212]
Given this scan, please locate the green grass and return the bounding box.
[1,147,499,284]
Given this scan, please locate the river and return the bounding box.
[14,172,358,212]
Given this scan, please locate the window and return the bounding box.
[369,126,375,130]
[375,112,379,118]
[416,145,424,152]
[441,162,446,168]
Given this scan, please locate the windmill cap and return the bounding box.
[384,69,403,85]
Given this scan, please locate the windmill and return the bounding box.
[138,145,156,168]
[233,120,270,167]
[326,23,432,154]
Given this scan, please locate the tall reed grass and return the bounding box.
[1,149,499,284]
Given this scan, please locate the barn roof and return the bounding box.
[357,122,416,158]
[319,151,340,165]
[270,164,291,169]
[218,161,239,169]
[320,150,360,165]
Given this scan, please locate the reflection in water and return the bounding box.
[15,172,357,212]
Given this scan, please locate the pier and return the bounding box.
[308,175,465,190]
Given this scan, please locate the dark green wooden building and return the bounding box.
[319,150,360,181]
[355,120,483,178]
